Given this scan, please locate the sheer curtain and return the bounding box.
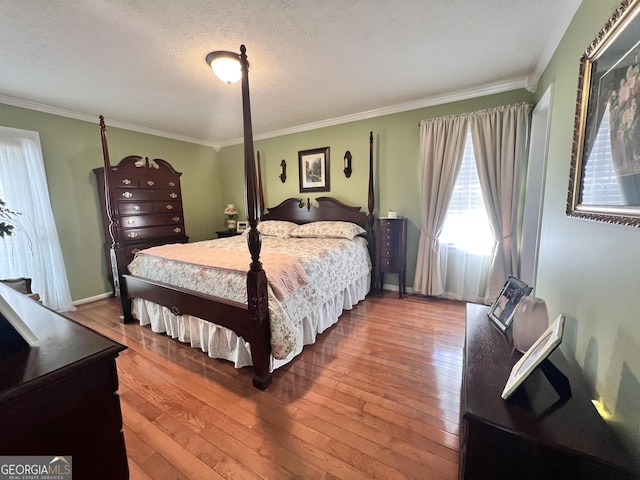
[0,126,74,311]
[469,103,532,303]
[438,130,494,303]
[413,115,468,296]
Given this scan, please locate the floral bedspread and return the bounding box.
[127,235,371,359]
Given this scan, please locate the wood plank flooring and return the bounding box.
[67,291,466,480]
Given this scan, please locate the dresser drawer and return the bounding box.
[118,200,182,215]
[120,213,184,228]
[111,174,180,190]
[154,201,183,213]
[379,257,400,271]
[143,177,180,189]
[113,188,181,202]
[111,174,140,187]
[118,202,154,215]
[121,224,186,241]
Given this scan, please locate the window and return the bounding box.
[439,129,494,256]
[437,128,494,303]
[0,126,74,311]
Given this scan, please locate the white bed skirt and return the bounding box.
[131,273,370,372]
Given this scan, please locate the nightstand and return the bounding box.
[376,217,407,298]
[216,230,241,238]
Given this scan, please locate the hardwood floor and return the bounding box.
[67,291,466,480]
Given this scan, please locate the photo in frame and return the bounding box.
[488,275,533,332]
[236,221,248,233]
[298,147,330,193]
[501,314,565,400]
[567,0,640,227]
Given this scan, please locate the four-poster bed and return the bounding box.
[98,116,375,389]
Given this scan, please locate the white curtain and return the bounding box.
[438,130,494,303]
[413,115,468,296]
[0,126,74,311]
[469,103,532,304]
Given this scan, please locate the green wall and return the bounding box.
[0,103,220,300]
[536,0,640,450]
[218,88,533,289]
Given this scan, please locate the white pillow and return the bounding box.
[256,220,300,238]
[290,221,366,239]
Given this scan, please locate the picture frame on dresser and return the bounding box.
[501,314,565,399]
[488,275,532,332]
[236,221,248,233]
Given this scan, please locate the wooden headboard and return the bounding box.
[262,197,369,229]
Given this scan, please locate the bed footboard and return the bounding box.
[123,274,273,389]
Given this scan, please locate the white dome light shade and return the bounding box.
[206,52,242,84]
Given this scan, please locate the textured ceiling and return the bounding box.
[0,0,581,148]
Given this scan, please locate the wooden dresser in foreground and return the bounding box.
[93,156,189,291]
[0,283,128,479]
[460,303,639,480]
[375,217,407,298]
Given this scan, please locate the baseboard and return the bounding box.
[73,292,112,306]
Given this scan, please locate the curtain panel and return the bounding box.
[470,103,532,303]
[0,126,74,311]
[413,115,468,296]
[413,103,532,302]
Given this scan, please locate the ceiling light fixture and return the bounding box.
[205,50,244,84]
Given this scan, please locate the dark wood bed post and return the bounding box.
[367,131,376,288]
[240,45,272,390]
[99,116,133,322]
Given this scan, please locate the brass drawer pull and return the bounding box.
[133,205,141,211]
[126,219,135,225]
[174,227,182,233]
[170,192,178,199]
[123,191,133,198]
[127,232,138,238]
[122,178,131,185]
[147,180,155,186]
[172,216,181,222]
[165,204,173,210]
[169,181,176,187]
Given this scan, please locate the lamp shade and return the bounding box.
[224,204,238,216]
[206,52,242,84]
[512,296,549,353]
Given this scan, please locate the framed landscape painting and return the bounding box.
[299,147,330,193]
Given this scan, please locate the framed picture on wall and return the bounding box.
[299,147,330,192]
[488,275,532,332]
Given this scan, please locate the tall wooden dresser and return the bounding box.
[375,217,407,298]
[93,156,189,290]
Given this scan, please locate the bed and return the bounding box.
[98,117,375,389]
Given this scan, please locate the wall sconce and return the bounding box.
[343,151,352,178]
[279,159,287,183]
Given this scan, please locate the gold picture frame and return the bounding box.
[568,0,640,227]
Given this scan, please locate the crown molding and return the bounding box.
[0,94,221,150]
[218,77,529,147]
[1,76,529,150]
